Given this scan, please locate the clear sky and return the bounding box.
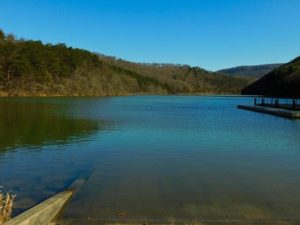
[1,0,300,71]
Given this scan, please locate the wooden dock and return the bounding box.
[238,105,300,119]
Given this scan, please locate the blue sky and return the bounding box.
[1,0,300,71]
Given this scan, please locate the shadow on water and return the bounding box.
[0,98,100,151]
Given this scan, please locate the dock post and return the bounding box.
[293,100,296,110]
[254,98,257,106]
[275,99,279,107]
[262,98,265,106]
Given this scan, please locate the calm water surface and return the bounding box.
[0,96,300,224]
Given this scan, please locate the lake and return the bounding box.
[0,96,300,224]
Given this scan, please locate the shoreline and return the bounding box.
[0,92,253,98]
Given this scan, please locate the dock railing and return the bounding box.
[253,97,300,111]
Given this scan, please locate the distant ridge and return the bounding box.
[242,57,300,98]
[218,64,283,79]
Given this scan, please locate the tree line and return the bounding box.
[0,29,101,87]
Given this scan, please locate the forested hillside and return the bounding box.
[242,57,300,98]
[99,55,250,94]
[218,64,282,79]
[0,29,250,96]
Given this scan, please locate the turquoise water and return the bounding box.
[0,96,300,224]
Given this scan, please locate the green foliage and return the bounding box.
[0,34,101,85]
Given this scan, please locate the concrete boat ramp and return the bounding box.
[238,105,300,119]
[5,179,85,225]
[5,191,73,225]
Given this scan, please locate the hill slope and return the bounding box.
[99,55,250,94]
[218,64,283,79]
[242,57,300,98]
[0,29,250,96]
